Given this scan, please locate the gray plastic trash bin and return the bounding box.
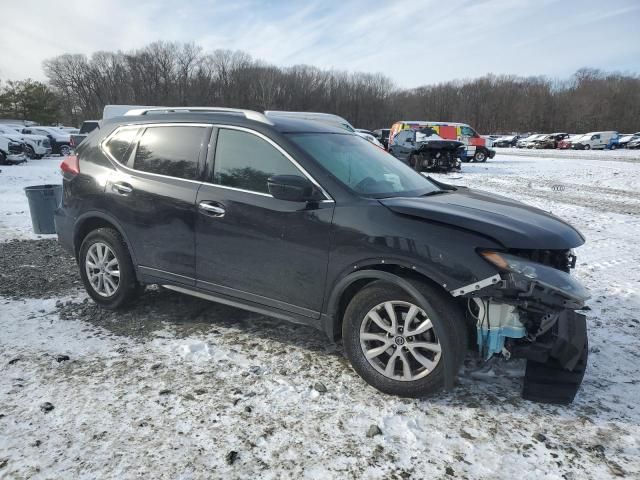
[24,184,63,234]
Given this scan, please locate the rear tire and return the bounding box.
[25,145,36,159]
[0,152,6,165]
[59,145,71,156]
[78,228,141,309]
[473,150,487,162]
[584,145,591,150]
[342,280,467,398]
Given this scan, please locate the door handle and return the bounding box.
[198,201,225,217]
[112,182,133,195]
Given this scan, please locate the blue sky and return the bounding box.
[1,0,638,87]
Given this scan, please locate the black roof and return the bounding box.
[103,112,349,134]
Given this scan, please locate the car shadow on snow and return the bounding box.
[56,287,334,351]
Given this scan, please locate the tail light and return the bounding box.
[60,155,80,175]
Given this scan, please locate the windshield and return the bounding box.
[288,133,441,198]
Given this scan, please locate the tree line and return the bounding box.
[3,41,639,133]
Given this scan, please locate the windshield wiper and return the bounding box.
[421,190,449,197]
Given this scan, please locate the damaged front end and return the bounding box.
[452,249,589,404]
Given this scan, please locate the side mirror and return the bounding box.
[267,175,323,202]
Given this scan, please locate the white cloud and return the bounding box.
[0,0,638,87]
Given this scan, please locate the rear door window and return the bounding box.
[133,126,207,180]
[213,128,301,194]
[104,127,139,164]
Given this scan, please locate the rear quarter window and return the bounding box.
[104,128,140,164]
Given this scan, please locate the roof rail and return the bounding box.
[123,107,274,125]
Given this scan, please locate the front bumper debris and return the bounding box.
[455,263,589,404]
[518,312,588,404]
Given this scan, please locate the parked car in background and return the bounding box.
[571,131,618,150]
[516,134,544,148]
[493,135,520,148]
[0,125,51,159]
[55,106,589,404]
[21,126,72,156]
[70,120,100,148]
[558,134,581,149]
[483,135,501,147]
[373,128,390,149]
[617,132,640,148]
[0,134,26,164]
[627,137,640,149]
[388,127,462,172]
[355,131,385,149]
[533,133,570,149]
[389,121,495,162]
[265,111,356,132]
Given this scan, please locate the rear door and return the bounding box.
[104,123,210,284]
[195,126,334,317]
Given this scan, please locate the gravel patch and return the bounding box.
[0,239,78,298]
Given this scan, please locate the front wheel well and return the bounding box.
[330,265,452,341]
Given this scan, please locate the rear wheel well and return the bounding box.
[331,265,454,341]
[74,217,119,258]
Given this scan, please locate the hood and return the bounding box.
[380,188,585,249]
[22,133,48,141]
[0,133,23,143]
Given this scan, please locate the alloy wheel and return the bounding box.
[85,242,120,297]
[359,301,442,381]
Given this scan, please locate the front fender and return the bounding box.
[321,269,457,390]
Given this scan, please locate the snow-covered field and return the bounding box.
[1,152,640,479]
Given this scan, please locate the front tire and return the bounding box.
[409,153,421,172]
[79,228,141,309]
[342,280,467,398]
[584,145,591,150]
[25,145,36,159]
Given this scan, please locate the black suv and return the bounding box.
[55,107,589,404]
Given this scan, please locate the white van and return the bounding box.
[572,131,618,150]
[264,111,356,132]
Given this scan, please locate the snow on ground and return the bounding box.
[0,157,62,241]
[1,152,640,479]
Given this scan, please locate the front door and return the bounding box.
[195,127,334,317]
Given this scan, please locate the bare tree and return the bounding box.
[39,42,640,132]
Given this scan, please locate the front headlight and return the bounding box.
[480,251,590,302]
